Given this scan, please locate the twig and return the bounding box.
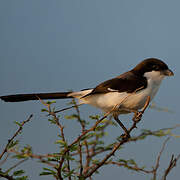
[72,99,92,175]
[67,151,72,180]
[161,153,180,180]
[71,99,85,177]
[39,98,74,179]
[84,138,128,178]
[0,170,15,180]
[38,97,65,138]
[72,99,85,130]
[0,114,33,160]
[56,111,111,179]
[6,158,28,173]
[0,153,9,167]
[129,124,180,143]
[54,103,83,114]
[78,142,83,177]
[8,149,57,168]
[153,137,170,179]
[106,161,153,174]
[83,121,110,175]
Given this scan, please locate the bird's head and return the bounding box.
[132,58,174,79]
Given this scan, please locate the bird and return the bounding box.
[0,58,174,136]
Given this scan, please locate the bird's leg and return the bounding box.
[113,115,130,138]
[133,96,151,122]
[117,107,142,122]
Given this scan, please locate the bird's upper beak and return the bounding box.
[162,69,174,76]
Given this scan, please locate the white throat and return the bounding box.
[143,70,165,101]
[144,70,165,83]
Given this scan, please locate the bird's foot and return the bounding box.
[120,132,131,140]
[133,111,143,122]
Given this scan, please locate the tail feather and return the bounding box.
[0,92,72,102]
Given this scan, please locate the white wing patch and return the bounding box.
[107,88,119,92]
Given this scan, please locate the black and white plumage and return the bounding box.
[0,58,174,131]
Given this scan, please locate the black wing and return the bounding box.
[85,71,147,97]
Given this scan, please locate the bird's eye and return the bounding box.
[152,65,159,70]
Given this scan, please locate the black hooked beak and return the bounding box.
[162,69,174,76]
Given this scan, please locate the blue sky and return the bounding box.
[0,1,180,179]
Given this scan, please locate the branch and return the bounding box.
[84,138,128,178]
[56,111,111,179]
[54,103,83,114]
[0,170,15,180]
[9,149,57,168]
[78,142,83,177]
[106,161,153,174]
[130,124,180,142]
[153,137,170,179]
[0,114,33,160]
[161,153,180,180]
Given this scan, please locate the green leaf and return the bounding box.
[69,144,78,152]
[89,115,100,120]
[63,169,75,178]
[21,145,32,154]
[40,168,56,176]
[78,176,86,180]
[46,101,56,105]
[64,114,79,120]
[7,140,19,149]
[127,159,136,165]
[40,172,53,176]
[41,108,48,112]
[15,176,28,180]
[55,140,67,147]
[13,170,25,176]
[92,159,100,165]
[118,159,127,163]
[48,118,57,124]
[154,129,170,137]
[14,121,22,127]
[12,154,28,159]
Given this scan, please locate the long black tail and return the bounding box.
[0,92,73,102]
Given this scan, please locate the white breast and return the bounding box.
[120,71,165,112]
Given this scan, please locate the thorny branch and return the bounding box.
[56,109,111,179]
[0,171,15,180]
[8,149,57,168]
[78,141,83,177]
[40,96,120,179]
[105,161,154,174]
[0,115,33,180]
[153,137,170,179]
[161,153,180,180]
[2,94,179,180]
[102,137,180,180]
[0,114,33,160]
[39,95,152,179]
[38,98,67,180]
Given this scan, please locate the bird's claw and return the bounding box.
[120,132,131,140]
[133,111,143,122]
